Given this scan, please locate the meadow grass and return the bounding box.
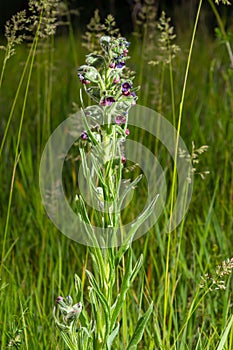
[0,1,233,349]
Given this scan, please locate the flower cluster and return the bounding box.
[78,36,139,164]
[108,36,130,68]
[200,257,233,291]
[216,257,233,277]
[77,36,138,107]
[55,295,82,326]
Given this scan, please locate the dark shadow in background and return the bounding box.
[0,0,232,36]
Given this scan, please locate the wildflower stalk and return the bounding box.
[54,33,153,350]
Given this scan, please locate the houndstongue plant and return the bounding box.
[54,35,155,349]
[74,35,158,247]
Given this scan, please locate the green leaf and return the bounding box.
[116,194,159,263]
[86,54,105,68]
[126,303,153,350]
[107,323,120,349]
[110,249,133,329]
[100,36,112,51]
[75,195,102,249]
[130,254,143,283]
[86,270,110,339]
[78,65,100,83]
[111,250,142,331]
[74,275,89,327]
[127,194,159,243]
[61,332,77,350]
[0,280,8,292]
[113,252,143,328]
[217,314,233,350]
[118,174,143,210]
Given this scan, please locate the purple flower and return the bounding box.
[106,97,116,104]
[78,73,90,85]
[122,82,132,92]
[121,156,126,164]
[129,92,137,105]
[116,62,125,68]
[109,62,115,68]
[113,77,120,84]
[100,97,115,106]
[81,131,88,140]
[115,115,126,125]
[78,73,84,81]
[56,296,63,302]
[123,90,131,96]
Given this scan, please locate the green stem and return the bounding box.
[0,48,32,159]
[1,11,42,270]
[164,0,203,345]
[0,48,9,91]
[169,0,203,232]
[207,0,233,68]
[171,287,209,349]
[169,59,176,127]
[138,23,148,99]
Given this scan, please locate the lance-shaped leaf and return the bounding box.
[86,53,105,68]
[126,302,153,350]
[110,250,143,330]
[125,194,159,244]
[107,323,120,350]
[217,314,233,350]
[74,274,89,327]
[115,194,159,266]
[118,174,143,211]
[78,65,100,83]
[86,270,110,340]
[60,332,78,350]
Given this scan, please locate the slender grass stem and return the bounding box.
[0,49,32,159]
[171,287,209,349]
[0,49,8,90]
[164,0,203,345]
[169,59,176,127]
[169,0,203,232]
[1,12,42,270]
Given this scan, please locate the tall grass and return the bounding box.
[0,0,233,348]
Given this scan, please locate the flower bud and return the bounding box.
[81,131,88,140]
[113,77,120,84]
